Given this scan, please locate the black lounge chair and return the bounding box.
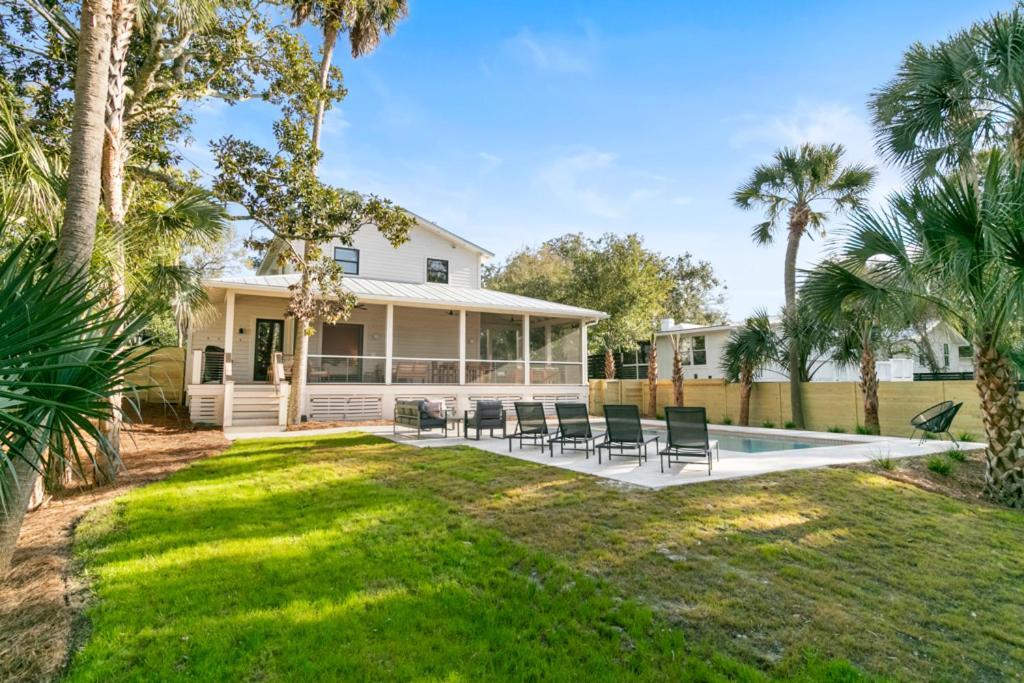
[508,402,550,451]
[549,403,604,458]
[660,407,718,475]
[464,400,506,440]
[597,404,659,466]
[910,400,962,445]
[393,400,448,438]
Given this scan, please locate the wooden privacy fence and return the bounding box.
[589,378,991,439]
[125,347,185,404]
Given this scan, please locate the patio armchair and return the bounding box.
[596,404,659,467]
[393,399,448,438]
[508,402,551,451]
[910,400,962,445]
[549,403,604,459]
[464,400,506,440]
[659,407,719,475]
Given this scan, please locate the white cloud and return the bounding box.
[478,152,503,173]
[504,24,599,75]
[537,149,624,219]
[320,108,351,136]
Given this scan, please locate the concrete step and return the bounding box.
[232,415,280,426]
[233,396,280,407]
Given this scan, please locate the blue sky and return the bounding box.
[183,0,1008,319]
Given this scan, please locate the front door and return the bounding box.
[253,318,284,382]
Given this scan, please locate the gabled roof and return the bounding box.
[205,274,606,320]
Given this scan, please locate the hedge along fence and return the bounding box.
[589,378,989,439]
[124,347,186,404]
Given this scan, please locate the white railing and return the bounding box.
[466,360,525,384]
[529,361,583,385]
[391,357,459,384]
[308,355,386,384]
[301,355,585,386]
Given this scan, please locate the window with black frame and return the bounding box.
[334,247,359,274]
[426,258,449,284]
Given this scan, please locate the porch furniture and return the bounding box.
[910,400,962,445]
[549,402,604,459]
[393,399,449,438]
[597,404,659,467]
[659,407,718,475]
[508,402,551,451]
[464,400,506,440]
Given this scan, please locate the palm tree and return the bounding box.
[871,7,1024,179]
[56,0,113,280]
[285,0,409,426]
[721,312,777,426]
[820,151,1024,506]
[646,336,657,417]
[668,334,685,406]
[0,238,148,575]
[733,143,875,428]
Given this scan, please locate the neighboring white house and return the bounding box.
[647,317,973,383]
[185,213,606,427]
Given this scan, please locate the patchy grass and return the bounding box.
[67,434,1024,681]
[927,457,953,475]
[946,449,967,462]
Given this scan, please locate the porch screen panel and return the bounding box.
[466,312,524,384]
[392,306,459,384]
[528,317,583,384]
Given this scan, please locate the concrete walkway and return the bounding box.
[225,420,985,490]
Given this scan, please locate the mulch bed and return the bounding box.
[0,410,228,683]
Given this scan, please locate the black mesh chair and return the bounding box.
[464,400,506,440]
[597,404,659,466]
[910,401,962,445]
[508,402,550,451]
[549,403,604,458]
[660,407,718,475]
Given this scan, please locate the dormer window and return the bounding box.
[426,258,449,284]
[334,247,359,275]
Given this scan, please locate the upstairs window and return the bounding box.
[692,336,707,365]
[334,247,359,275]
[426,258,449,284]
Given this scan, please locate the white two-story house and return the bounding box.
[185,212,606,427]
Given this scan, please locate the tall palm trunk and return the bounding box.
[738,363,753,426]
[93,0,137,483]
[0,439,44,576]
[783,211,806,428]
[288,26,338,425]
[603,347,615,380]
[859,340,880,435]
[671,339,684,406]
[56,0,113,279]
[974,338,1024,507]
[646,341,657,417]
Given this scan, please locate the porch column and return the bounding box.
[581,322,589,385]
[384,303,394,385]
[222,290,236,427]
[458,309,466,385]
[545,324,552,363]
[523,314,530,386]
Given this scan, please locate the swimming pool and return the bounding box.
[652,430,843,454]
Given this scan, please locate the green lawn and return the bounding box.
[68,434,1024,681]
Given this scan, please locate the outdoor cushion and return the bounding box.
[425,399,446,419]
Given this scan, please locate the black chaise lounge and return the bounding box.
[464,400,506,440]
[508,401,550,451]
[660,406,719,475]
[549,402,604,459]
[597,404,659,467]
[910,400,962,445]
[393,399,448,438]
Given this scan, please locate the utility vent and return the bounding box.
[468,395,522,415]
[532,394,581,413]
[191,396,218,424]
[309,395,382,422]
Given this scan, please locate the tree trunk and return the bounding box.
[603,347,615,380]
[739,364,753,427]
[0,437,45,576]
[92,0,136,485]
[646,341,658,417]
[671,342,684,406]
[974,339,1024,507]
[783,217,805,429]
[56,0,113,280]
[859,341,880,435]
[913,320,941,372]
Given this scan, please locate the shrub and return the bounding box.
[783,420,797,429]
[927,457,952,476]
[854,424,873,435]
[871,455,895,470]
[721,416,733,425]
[761,420,776,429]
[826,425,847,433]
[946,449,967,462]
[956,432,975,443]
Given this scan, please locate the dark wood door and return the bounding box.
[253,319,284,381]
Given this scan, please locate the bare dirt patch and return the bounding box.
[851,445,991,505]
[287,418,392,431]
[0,408,227,683]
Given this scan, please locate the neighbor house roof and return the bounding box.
[205,274,607,320]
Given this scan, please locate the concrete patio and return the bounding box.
[225,421,985,490]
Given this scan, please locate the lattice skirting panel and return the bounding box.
[309,395,383,421]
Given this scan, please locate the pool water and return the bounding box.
[710,433,822,453]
